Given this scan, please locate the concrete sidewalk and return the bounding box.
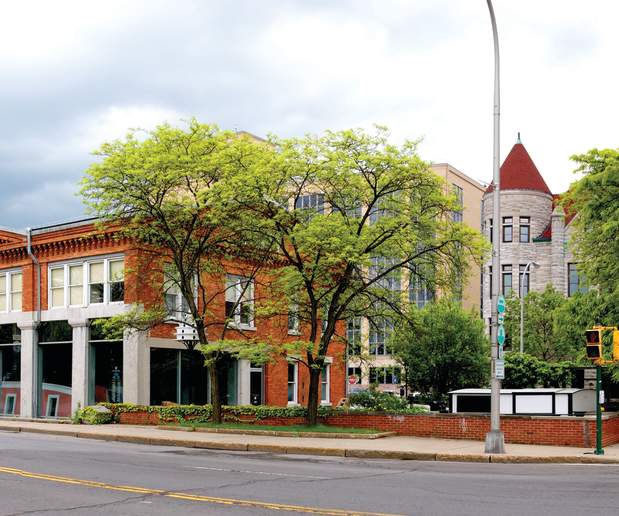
[1,419,618,464]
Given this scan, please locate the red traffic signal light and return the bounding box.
[585,329,603,360]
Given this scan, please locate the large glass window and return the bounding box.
[369,366,401,385]
[225,274,254,328]
[38,321,72,418]
[502,265,513,297]
[409,270,434,309]
[164,265,191,321]
[295,193,325,214]
[502,217,513,243]
[150,348,209,405]
[250,363,263,406]
[287,305,300,335]
[50,258,122,308]
[287,362,298,404]
[0,271,23,312]
[519,217,530,243]
[89,321,123,404]
[369,256,401,293]
[369,317,393,356]
[346,318,362,356]
[568,263,588,296]
[0,324,21,416]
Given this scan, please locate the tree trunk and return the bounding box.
[209,363,223,424]
[306,365,321,426]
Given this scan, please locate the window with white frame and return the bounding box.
[321,364,330,404]
[163,264,191,321]
[0,271,22,312]
[287,361,298,404]
[225,274,255,328]
[295,193,325,214]
[48,258,124,308]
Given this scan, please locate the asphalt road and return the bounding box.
[0,431,618,516]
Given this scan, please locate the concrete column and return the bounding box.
[17,320,38,418]
[237,359,251,405]
[123,330,149,405]
[69,320,90,414]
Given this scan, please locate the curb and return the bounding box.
[2,425,618,465]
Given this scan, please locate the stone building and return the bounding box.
[481,138,584,331]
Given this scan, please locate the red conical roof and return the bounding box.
[485,142,552,194]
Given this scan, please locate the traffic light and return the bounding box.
[585,329,603,360]
[613,330,619,361]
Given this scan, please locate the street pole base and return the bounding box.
[594,449,605,455]
[484,430,505,454]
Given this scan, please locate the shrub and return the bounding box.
[347,389,410,412]
[75,406,113,425]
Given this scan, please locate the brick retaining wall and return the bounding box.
[116,409,619,447]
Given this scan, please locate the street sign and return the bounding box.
[497,295,506,314]
[498,344,504,360]
[495,359,505,379]
[497,313,505,325]
[584,368,597,380]
[497,325,506,345]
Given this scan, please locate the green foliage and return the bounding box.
[74,406,114,425]
[347,388,410,412]
[390,300,489,397]
[503,353,574,389]
[503,285,567,360]
[100,402,428,422]
[214,126,487,422]
[565,148,619,294]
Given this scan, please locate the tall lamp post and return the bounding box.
[519,261,539,353]
[484,0,505,454]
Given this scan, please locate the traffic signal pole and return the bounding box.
[595,365,604,455]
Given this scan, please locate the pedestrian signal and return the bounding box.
[585,329,603,360]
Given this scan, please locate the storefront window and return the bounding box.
[0,324,21,416]
[150,348,209,405]
[38,321,72,418]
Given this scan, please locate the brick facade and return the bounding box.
[0,219,346,418]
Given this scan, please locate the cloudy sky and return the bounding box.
[1,0,617,230]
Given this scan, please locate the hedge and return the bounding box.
[95,402,428,424]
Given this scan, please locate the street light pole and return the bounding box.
[519,261,539,353]
[484,0,505,455]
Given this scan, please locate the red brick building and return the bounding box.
[0,218,345,418]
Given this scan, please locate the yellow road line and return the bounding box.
[0,465,401,516]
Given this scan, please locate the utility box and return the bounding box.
[449,388,596,416]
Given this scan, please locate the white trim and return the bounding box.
[320,363,331,405]
[287,361,298,405]
[3,393,16,415]
[45,395,59,417]
[47,254,124,309]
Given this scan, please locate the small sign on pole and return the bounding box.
[495,359,505,379]
[497,325,506,346]
[497,295,506,314]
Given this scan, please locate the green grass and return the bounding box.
[170,421,378,434]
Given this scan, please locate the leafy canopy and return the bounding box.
[390,300,489,397]
[565,148,619,294]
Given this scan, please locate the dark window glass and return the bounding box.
[38,343,72,417]
[38,321,72,343]
[519,217,530,243]
[0,345,20,382]
[180,350,208,405]
[0,324,20,344]
[110,282,124,303]
[568,263,588,296]
[91,341,123,403]
[502,217,513,243]
[489,219,493,243]
[150,348,179,405]
[346,318,362,356]
[89,284,104,304]
[250,368,263,406]
[519,265,530,297]
[502,265,512,296]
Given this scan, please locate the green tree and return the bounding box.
[390,300,489,398]
[218,127,487,424]
[503,285,566,360]
[80,121,277,423]
[565,148,619,293]
[503,352,573,389]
